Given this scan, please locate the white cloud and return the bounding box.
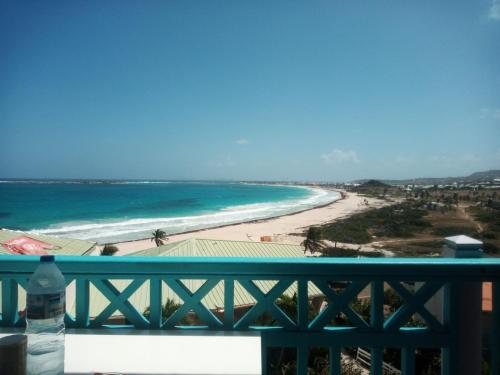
[236,139,249,145]
[490,0,500,20]
[321,149,360,164]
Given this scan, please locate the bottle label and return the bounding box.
[27,292,66,319]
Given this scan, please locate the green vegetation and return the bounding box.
[474,206,500,227]
[317,202,431,244]
[482,242,500,254]
[256,293,316,326]
[348,179,404,200]
[143,298,194,325]
[318,220,372,244]
[408,240,444,249]
[308,187,500,257]
[431,225,479,237]
[382,241,444,258]
[383,288,404,309]
[301,226,323,253]
[481,231,497,239]
[101,244,118,256]
[144,298,180,319]
[151,229,168,247]
[468,197,500,255]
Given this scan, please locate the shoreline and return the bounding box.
[108,188,343,246]
[110,191,388,256]
[19,182,335,243]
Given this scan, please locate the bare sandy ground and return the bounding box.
[107,192,387,256]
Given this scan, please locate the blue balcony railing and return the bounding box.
[1,250,499,374]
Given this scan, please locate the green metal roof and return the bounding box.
[78,239,323,318]
[130,238,309,258]
[0,229,97,256]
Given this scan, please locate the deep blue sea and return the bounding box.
[0,181,340,243]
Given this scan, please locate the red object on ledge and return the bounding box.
[2,236,53,255]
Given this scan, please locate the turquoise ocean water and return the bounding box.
[0,181,340,243]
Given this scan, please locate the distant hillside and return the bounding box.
[360,179,391,188]
[354,170,500,186]
[467,170,500,180]
[349,179,401,198]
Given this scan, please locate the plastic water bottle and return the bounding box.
[25,255,66,375]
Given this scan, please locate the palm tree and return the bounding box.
[301,226,323,254]
[151,229,168,247]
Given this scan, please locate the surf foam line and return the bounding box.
[30,187,340,242]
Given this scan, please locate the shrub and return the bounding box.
[144,298,194,324]
[101,244,118,256]
[317,202,431,244]
[306,226,322,241]
[384,288,404,309]
[483,242,500,254]
[431,226,478,237]
[474,208,500,226]
[481,231,497,240]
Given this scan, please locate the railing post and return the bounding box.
[370,281,384,375]
[0,279,19,326]
[297,346,308,374]
[329,347,341,375]
[442,235,483,375]
[149,278,162,329]
[75,278,90,327]
[224,279,234,329]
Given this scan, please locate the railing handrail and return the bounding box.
[1,255,500,280]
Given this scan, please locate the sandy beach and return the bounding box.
[109,191,387,256]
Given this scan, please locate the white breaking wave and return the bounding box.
[30,187,340,243]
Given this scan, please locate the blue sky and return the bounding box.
[1,0,499,181]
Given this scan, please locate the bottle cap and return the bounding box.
[40,255,55,263]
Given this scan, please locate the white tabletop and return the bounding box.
[0,330,261,375]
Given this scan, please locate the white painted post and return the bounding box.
[442,235,483,259]
[443,235,483,375]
